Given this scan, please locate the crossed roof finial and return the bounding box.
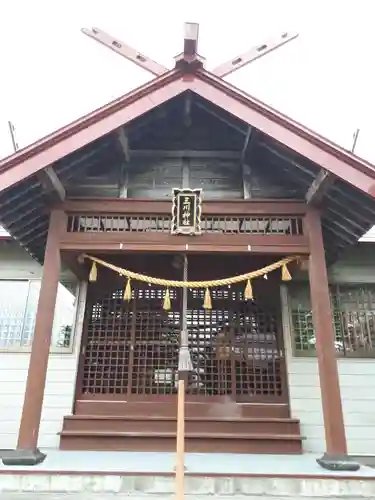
[81,22,298,78]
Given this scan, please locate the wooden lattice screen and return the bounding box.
[80,284,286,402]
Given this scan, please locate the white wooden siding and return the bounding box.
[281,285,375,455]
[0,242,85,449]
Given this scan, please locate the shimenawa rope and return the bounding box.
[83,253,298,310]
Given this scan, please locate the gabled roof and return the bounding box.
[1,63,375,264]
[1,67,375,195]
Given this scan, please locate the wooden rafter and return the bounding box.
[7,121,65,201]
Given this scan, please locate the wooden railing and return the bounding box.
[60,199,309,254]
[67,213,304,236]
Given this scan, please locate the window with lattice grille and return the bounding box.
[289,283,375,357]
[0,280,77,350]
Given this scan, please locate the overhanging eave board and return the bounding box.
[0,71,187,192]
[190,73,375,197]
[1,70,375,205]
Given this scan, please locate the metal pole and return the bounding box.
[176,254,191,500]
[8,121,19,152]
[182,255,188,333]
[351,128,360,154]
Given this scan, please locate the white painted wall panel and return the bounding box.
[0,242,85,450]
[281,285,375,455]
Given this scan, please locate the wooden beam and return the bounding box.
[241,127,252,199]
[116,128,130,198]
[37,167,65,201]
[117,127,130,162]
[212,32,299,78]
[62,198,308,216]
[174,23,205,71]
[183,93,192,127]
[183,22,199,58]
[81,27,168,76]
[194,101,247,135]
[306,169,335,205]
[131,149,242,159]
[241,127,252,162]
[60,231,309,255]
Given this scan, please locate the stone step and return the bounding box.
[0,473,374,498]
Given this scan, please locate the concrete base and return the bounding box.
[0,473,375,498]
[317,453,361,472]
[0,451,374,497]
[1,449,46,466]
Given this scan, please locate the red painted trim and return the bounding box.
[1,68,375,198]
[192,72,375,196]
[0,71,186,191]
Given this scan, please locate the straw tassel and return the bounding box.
[203,288,212,310]
[89,262,97,282]
[282,263,292,281]
[123,279,132,301]
[163,288,171,311]
[244,279,253,300]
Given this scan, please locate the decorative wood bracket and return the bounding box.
[37,167,66,201]
[306,169,335,205]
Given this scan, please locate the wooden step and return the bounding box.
[75,400,290,418]
[63,414,300,435]
[59,430,303,454]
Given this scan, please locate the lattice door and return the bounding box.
[80,283,286,403]
[186,287,285,402]
[80,285,181,398]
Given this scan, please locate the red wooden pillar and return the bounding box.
[3,209,66,466]
[305,208,359,471]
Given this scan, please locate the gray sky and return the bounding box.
[1,0,375,237]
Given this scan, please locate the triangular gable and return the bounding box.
[192,71,375,197]
[1,68,375,198]
[0,70,187,191]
